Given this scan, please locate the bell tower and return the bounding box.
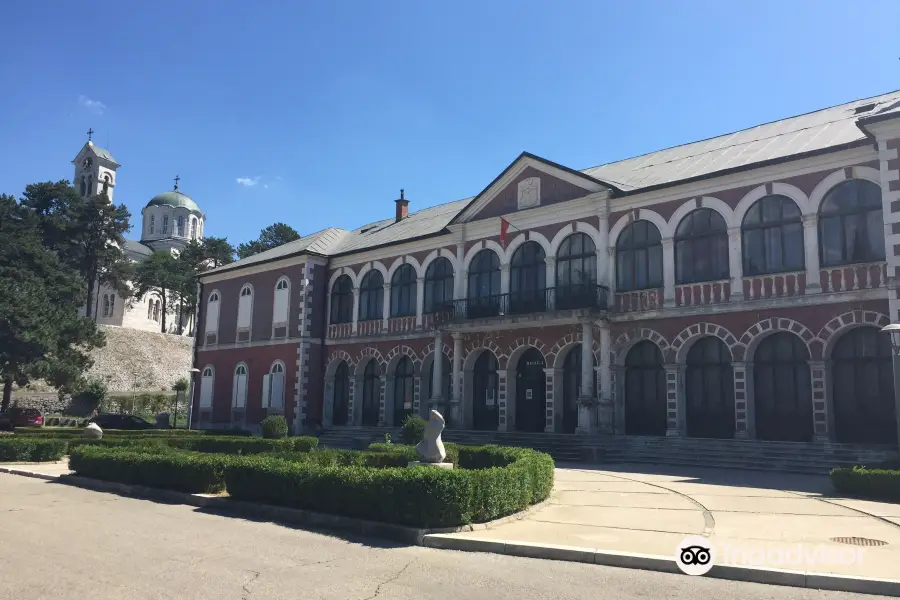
[72,128,120,202]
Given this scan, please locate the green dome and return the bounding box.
[145,191,201,213]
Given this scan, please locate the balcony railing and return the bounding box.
[437,284,609,323]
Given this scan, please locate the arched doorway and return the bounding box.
[753,333,812,442]
[332,362,350,426]
[832,327,897,444]
[361,361,380,426]
[516,348,546,433]
[472,351,499,430]
[561,346,582,433]
[685,337,735,439]
[624,341,667,436]
[392,357,414,426]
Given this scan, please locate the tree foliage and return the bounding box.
[19,181,133,317]
[0,193,104,411]
[201,236,236,268]
[132,251,180,334]
[236,222,300,259]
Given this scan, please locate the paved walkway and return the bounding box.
[439,464,900,581]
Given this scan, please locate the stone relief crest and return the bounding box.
[517,177,541,209]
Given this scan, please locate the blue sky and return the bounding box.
[1,0,899,246]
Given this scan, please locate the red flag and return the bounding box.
[500,217,510,247]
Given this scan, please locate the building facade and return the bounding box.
[73,137,207,334]
[193,91,900,446]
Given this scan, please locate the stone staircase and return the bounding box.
[597,435,899,475]
[314,427,899,474]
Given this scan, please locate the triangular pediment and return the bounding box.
[71,141,119,166]
[450,152,618,224]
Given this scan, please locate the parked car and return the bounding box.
[89,414,155,430]
[6,408,43,427]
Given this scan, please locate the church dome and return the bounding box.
[146,191,201,214]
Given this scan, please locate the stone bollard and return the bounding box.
[83,422,103,440]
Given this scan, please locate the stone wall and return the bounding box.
[87,325,194,392]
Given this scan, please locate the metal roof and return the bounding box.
[203,90,900,276]
[123,239,153,260]
[582,91,900,191]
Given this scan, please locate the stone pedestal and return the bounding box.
[407,461,454,470]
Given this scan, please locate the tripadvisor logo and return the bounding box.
[676,536,715,576]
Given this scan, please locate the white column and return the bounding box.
[727,226,743,301]
[381,283,390,329]
[415,277,425,327]
[432,330,444,404]
[544,255,556,307]
[662,238,676,307]
[597,200,610,287]
[351,287,360,334]
[802,214,821,294]
[451,333,463,425]
[598,325,613,433]
[455,242,465,299]
[576,319,596,434]
[500,263,510,294]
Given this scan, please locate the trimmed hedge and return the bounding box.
[68,446,228,494]
[261,416,288,439]
[225,444,554,527]
[165,436,318,454]
[0,438,68,462]
[831,465,900,502]
[367,442,460,466]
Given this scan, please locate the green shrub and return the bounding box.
[261,416,288,439]
[368,442,459,466]
[68,446,228,493]
[68,378,108,417]
[831,465,900,502]
[0,438,68,462]
[401,414,426,445]
[225,445,554,528]
[172,378,189,393]
[166,435,318,455]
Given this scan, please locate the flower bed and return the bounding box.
[0,438,68,462]
[830,464,900,502]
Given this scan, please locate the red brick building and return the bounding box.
[192,91,900,449]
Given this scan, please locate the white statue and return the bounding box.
[416,410,446,463]
[83,422,103,440]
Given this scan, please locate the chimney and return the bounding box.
[395,189,409,222]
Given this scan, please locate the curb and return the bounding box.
[422,535,900,597]
[0,466,63,482]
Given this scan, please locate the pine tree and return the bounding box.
[236,222,300,259]
[132,252,180,334]
[201,236,236,268]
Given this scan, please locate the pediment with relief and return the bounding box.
[451,153,617,224]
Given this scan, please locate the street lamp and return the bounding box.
[187,368,201,430]
[879,324,900,450]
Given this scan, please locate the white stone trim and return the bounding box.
[386,255,424,281]
[808,166,881,214]
[548,221,602,257]
[668,196,736,233]
[734,182,811,225]
[505,230,552,262]
[421,247,459,278]
[462,239,507,274]
[609,208,670,245]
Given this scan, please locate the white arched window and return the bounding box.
[102,295,110,318]
[177,215,185,237]
[108,294,115,317]
[147,299,153,320]
[205,292,220,341]
[153,300,161,322]
[190,218,197,240]
[273,277,290,329]
[199,366,214,408]
[232,364,248,409]
[263,361,286,410]
[237,285,253,330]
[149,214,155,235]
[162,215,169,235]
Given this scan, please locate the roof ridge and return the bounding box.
[580,88,900,173]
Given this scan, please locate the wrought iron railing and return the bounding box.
[436,284,609,323]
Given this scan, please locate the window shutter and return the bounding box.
[238,295,251,328]
[261,374,271,408]
[271,373,285,409]
[200,376,213,408]
[206,300,219,333]
[274,288,289,324]
[234,374,247,408]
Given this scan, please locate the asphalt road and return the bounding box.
[0,475,891,600]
